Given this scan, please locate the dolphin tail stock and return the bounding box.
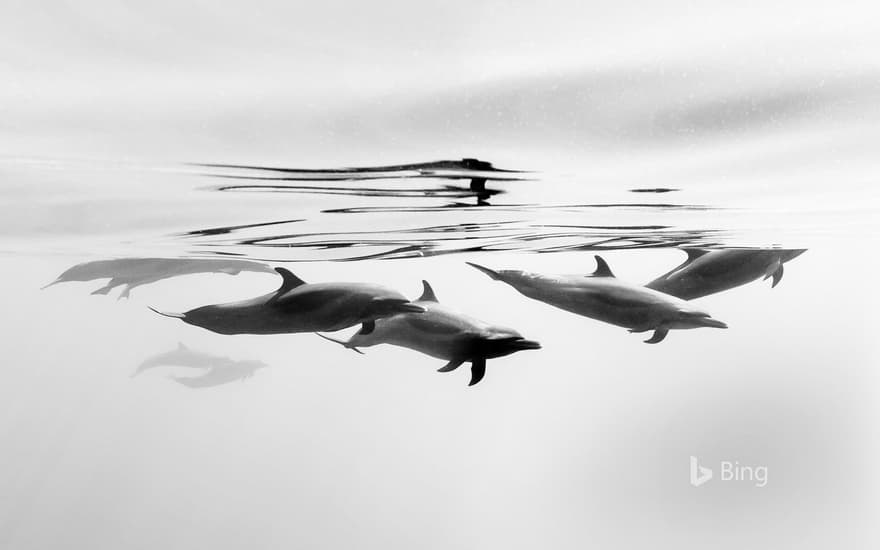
[315,333,365,354]
[466,262,502,280]
[644,328,669,344]
[148,306,186,319]
[468,358,487,386]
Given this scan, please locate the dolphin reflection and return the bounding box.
[150,268,426,335]
[43,257,276,298]
[645,248,807,300]
[134,342,267,388]
[318,281,540,386]
[468,256,727,344]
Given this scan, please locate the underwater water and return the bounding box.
[2,2,880,549]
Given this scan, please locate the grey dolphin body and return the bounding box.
[467,256,727,344]
[170,363,267,389]
[150,268,425,335]
[645,248,807,300]
[43,258,277,298]
[319,281,540,386]
[133,342,267,377]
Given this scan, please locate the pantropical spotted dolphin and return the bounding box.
[467,256,727,344]
[43,257,276,298]
[170,363,267,389]
[645,248,807,300]
[150,268,425,335]
[133,342,267,377]
[318,281,540,386]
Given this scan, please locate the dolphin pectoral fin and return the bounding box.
[418,280,439,302]
[644,328,669,344]
[41,279,60,290]
[90,283,114,295]
[315,333,364,354]
[437,359,464,373]
[116,285,131,300]
[771,263,784,288]
[268,268,307,303]
[469,358,487,386]
[359,320,376,335]
[592,255,615,277]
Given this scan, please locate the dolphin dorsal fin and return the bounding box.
[269,268,306,303]
[418,280,438,302]
[592,255,615,277]
[683,248,710,262]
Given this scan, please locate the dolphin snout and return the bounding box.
[700,317,728,329]
[512,339,542,350]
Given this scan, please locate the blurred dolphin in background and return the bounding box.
[42,257,276,298]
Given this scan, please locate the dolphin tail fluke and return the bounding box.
[466,262,501,280]
[644,328,669,344]
[468,358,487,386]
[315,333,364,354]
[437,359,464,373]
[148,306,186,319]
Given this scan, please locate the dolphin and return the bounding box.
[467,256,727,344]
[645,248,807,300]
[170,362,268,389]
[42,257,277,299]
[133,342,267,377]
[318,281,540,386]
[150,267,426,335]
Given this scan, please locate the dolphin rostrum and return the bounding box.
[150,267,426,335]
[318,280,540,386]
[42,257,277,299]
[467,256,727,344]
[645,248,807,300]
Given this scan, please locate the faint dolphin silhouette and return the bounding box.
[149,267,425,335]
[169,363,267,389]
[318,280,540,386]
[645,248,807,300]
[42,257,276,299]
[133,342,267,377]
[468,256,727,344]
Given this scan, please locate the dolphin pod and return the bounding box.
[130,248,806,385]
[645,248,806,300]
[149,267,426,335]
[467,256,728,344]
[42,257,277,299]
[318,280,541,386]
